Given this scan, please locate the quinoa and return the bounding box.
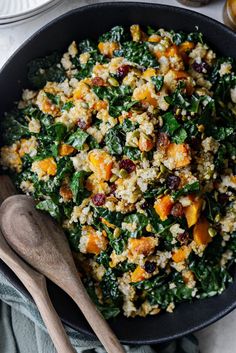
[1,24,236,319]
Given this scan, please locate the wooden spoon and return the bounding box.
[0,176,76,353]
[0,194,125,353]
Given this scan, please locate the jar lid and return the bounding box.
[0,0,61,25]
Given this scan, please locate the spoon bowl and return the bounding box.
[0,194,125,353]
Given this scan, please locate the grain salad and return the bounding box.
[1,24,236,318]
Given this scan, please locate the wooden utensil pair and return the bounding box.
[0,175,125,353]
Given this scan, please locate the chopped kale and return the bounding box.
[114,41,158,68]
[27,52,66,89]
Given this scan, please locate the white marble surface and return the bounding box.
[0,0,235,352]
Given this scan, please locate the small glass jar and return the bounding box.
[177,0,211,7]
[223,0,236,30]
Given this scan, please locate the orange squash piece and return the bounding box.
[93,100,108,111]
[85,173,108,194]
[179,41,195,62]
[59,144,75,156]
[154,195,173,221]
[172,245,190,263]
[133,84,158,107]
[131,266,149,283]
[128,237,156,257]
[83,226,108,255]
[142,68,156,81]
[73,82,90,100]
[193,218,212,246]
[166,143,191,169]
[37,157,57,176]
[184,198,203,228]
[166,44,179,57]
[179,41,195,53]
[88,149,113,181]
[98,41,119,57]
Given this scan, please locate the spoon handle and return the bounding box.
[67,278,126,353]
[0,175,76,353]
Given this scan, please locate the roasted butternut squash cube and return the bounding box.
[172,245,190,263]
[98,41,119,57]
[59,144,75,156]
[83,225,108,255]
[128,237,156,257]
[166,45,179,57]
[166,143,191,169]
[142,68,156,81]
[179,41,195,54]
[184,198,203,228]
[133,84,158,107]
[131,266,149,282]
[32,157,57,177]
[88,149,113,181]
[73,82,90,100]
[154,195,173,221]
[193,218,211,246]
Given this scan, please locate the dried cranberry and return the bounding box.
[171,202,184,217]
[92,193,106,206]
[166,175,181,190]
[157,132,170,149]
[119,159,136,173]
[117,65,130,80]
[218,193,229,204]
[192,60,210,74]
[77,119,89,130]
[92,77,105,86]
[144,261,156,274]
[177,231,189,245]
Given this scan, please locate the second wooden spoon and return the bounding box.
[0,195,125,353]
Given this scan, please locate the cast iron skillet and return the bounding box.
[1,2,236,344]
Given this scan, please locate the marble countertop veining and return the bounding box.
[0,1,235,352]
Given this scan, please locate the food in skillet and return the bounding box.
[1,24,236,318]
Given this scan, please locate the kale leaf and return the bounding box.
[172,181,200,201]
[0,110,29,145]
[123,146,141,160]
[93,85,136,118]
[94,207,124,227]
[105,127,124,155]
[70,170,90,204]
[62,101,74,112]
[151,75,164,92]
[66,128,89,150]
[99,26,127,42]
[36,199,61,222]
[27,52,66,89]
[123,213,148,237]
[114,41,158,68]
